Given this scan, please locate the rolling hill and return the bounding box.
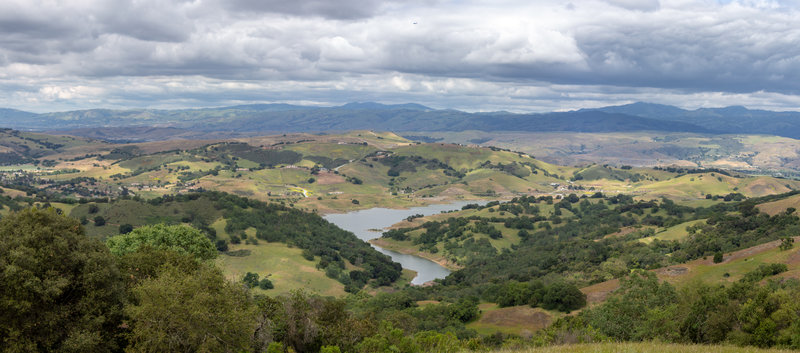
[4,129,800,216]
[5,129,800,350]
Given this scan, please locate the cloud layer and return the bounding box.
[1,0,800,112]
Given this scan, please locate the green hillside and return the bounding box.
[8,130,800,351]
[0,128,103,165]
[416,131,800,177]
[67,191,402,294]
[4,129,800,218]
[489,342,797,353]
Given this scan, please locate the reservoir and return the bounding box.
[324,200,481,285]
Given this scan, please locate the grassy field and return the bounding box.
[757,193,800,215]
[216,242,346,297]
[283,142,375,161]
[485,342,799,353]
[582,236,800,304]
[418,131,800,177]
[13,130,800,220]
[657,237,800,286]
[467,303,561,336]
[639,219,707,244]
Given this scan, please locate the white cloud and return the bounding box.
[604,0,660,11]
[1,0,800,112]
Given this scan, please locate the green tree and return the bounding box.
[94,215,106,226]
[0,208,125,352]
[115,246,201,288]
[356,321,418,353]
[106,223,217,260]
[259,278,275,290]
[780,237,795,251]
[541,282,587,313]
[243,272,260,288]
[583,271,678,341]
[119,223,133,234]
[495,281,530,307]
[448,298,479,323]
[216,239,229,252]
[124,264,255,352]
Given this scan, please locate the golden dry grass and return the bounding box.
[757,194,800,216]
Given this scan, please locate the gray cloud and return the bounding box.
[224,0,386,19]
[97,0,194,42]
[2,0,800,112]
[603,0,660,12]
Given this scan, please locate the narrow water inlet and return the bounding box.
[324,201,484,285]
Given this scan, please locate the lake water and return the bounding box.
[324,200,482,285]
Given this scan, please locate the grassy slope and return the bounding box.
[420,131,800,176]
[0,130,102,159]
[582,236,800,305]
[487,342,797,353]
[466,303,563,336]
[15,130,800,216]
[68,198,356,297]
[639,219,707,244]
[757,193,800,215]
[216,242,346,297]
[625,173,800,200]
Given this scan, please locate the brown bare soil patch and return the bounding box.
[603,226,636,239]
[601,226,655,240]
[581,278,620,305]
[786,248,800,266]
[416,300,441,306]
[478,306,552,331]
[387,220,420,229]
[656,266,689,276]
[439,186,469,197]
[315,171,345,185]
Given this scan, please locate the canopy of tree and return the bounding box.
[0,208,125,352]
[106,223,217,260]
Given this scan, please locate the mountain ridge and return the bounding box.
[3,101,800,138]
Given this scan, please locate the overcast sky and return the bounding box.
[2,0,800,112]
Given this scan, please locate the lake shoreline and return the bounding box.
[315,196,500,216]
[369,238,463,271]
[324,200,489,284]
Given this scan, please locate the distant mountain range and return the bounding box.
[3,102,800,140]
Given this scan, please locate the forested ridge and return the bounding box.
[101,191,402,292]
[386,192,800,289]
[4,189,800,351]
